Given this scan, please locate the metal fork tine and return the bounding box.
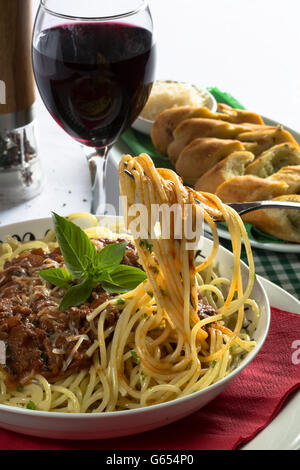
[229,201,300,216]
[124,169,134,180]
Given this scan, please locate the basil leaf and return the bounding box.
[39,268,73,288]
[101,281,129,294]
[95,241,128,273]
[131,350,140,365]
[140,239,153,252]
[94,270,114,285]
[26,401,36,410]
[59,277,94,310]
[52,212,97,278]
[109,265,147,291]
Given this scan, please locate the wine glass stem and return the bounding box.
[84,146,110,215]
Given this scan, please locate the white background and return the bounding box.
[1,0,300,225]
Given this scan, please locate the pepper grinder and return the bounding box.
[0,0,43,203]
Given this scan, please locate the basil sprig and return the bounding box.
[39,212,146,309]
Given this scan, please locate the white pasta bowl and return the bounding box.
[131,80,218,136]
[0,215,270,440]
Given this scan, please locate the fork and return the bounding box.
[123,169,300,221]
[221,200,300,217]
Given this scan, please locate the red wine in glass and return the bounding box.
[32,1,156,213]
[33,22,156,149]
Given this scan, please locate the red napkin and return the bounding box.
[1,306,299,450]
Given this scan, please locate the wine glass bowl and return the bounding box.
[32,0,156,213]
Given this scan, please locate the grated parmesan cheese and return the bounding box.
[140,80,209,121]
[63,335,89,372]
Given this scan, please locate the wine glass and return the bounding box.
[32,0,156,214]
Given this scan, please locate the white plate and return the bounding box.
[0,215,271,443]
[111,115,300,253]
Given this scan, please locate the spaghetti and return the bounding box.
[0,154,259,413]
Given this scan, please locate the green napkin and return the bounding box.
[121,87,289,245]
[207,87,246,110]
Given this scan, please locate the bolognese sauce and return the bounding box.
[0,238,141,386]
